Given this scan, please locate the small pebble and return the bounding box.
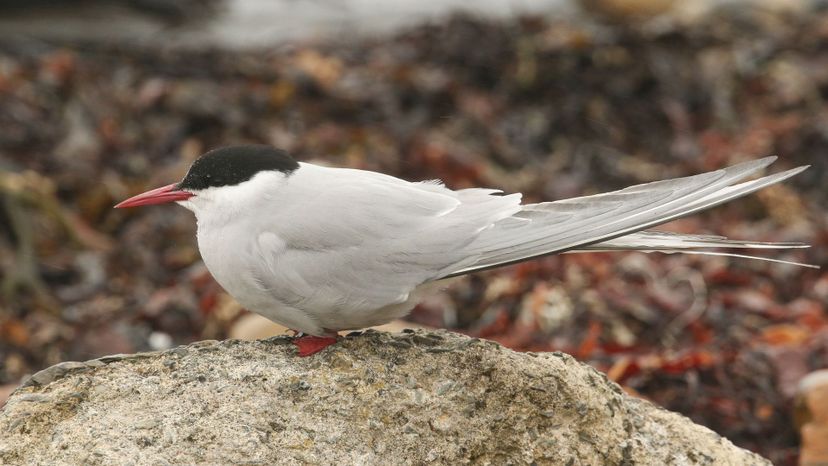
[18,393,50,403]
[148,332,174,351]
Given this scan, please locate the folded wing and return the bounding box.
[443,157,812,277]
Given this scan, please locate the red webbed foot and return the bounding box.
[291,333,339,356]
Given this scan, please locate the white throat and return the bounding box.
[178,170,292,226]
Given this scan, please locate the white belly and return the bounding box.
[196,225,324,333]
[196,225,425,335]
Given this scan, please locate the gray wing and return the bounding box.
[443,157,810,277]
[247,166,522,328]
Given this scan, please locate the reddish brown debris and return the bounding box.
[0,6,826,465]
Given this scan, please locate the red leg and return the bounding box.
[292,333,339,356]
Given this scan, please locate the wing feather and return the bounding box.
[444,158,810,277]
[247,158,811,330]
[249,164,521,325]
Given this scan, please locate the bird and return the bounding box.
[115,144,814,355]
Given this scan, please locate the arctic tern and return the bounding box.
[115,145,813,355]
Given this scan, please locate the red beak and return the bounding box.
[114,183,194,208]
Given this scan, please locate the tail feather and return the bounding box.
[573,249,817,269]
[582,230,809,250]
[574,230,817,269]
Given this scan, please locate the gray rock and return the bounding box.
[0,330,768,465]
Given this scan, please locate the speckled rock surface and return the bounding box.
[0,330,768,465]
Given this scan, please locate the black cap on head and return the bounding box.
[178,145,299,191]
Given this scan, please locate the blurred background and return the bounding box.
[0,0,827,463]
